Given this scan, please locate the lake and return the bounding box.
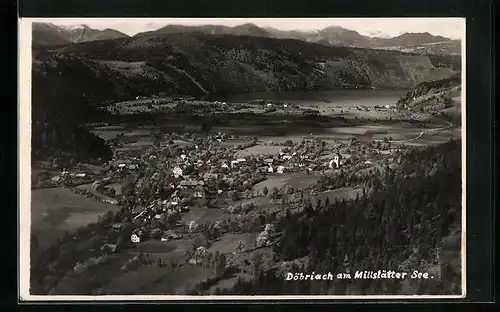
[210,89,409,108]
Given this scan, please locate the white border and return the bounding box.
[460,20,466,299]
[18,17,467,301]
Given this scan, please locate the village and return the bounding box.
[33,127,404,258]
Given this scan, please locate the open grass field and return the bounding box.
[180,207,227,225]
[237,144,283,157]
[207,233,258,255]
[31,188,120,249]
[252,172,321,194]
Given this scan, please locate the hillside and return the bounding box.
[33,33,461,98]
[396,74,462,122]
[32,23,71,46]
[32,23,130,46]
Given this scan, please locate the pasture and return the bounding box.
[207,233,258,255]
[31,187,120,249]
[180,207,227,225]
[237,144,283,157]
[252,172,321,194]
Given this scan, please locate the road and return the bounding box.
[391,121,454,143]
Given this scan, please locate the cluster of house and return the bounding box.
[96,133,371,245]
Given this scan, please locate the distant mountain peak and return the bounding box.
[32,22,129,46]
[60,24,89,31]
[234,23,259,28]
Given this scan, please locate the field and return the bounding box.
[237,145,283,156]
[31,187,120,249]
[207,233,258,255]
[251,173,321,194]
[180,207,227,225]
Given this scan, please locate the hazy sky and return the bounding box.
[29,17,465,39]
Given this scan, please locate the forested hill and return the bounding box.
[397,73,461,107]
[396,73,462,122]
[33,33,461,104]
[223,139,462,296]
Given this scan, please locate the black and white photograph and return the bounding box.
[19,17,465,299]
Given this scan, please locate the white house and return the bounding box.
[264,158,274,164]
[180,154,187,160]
[268,166,274,173]
[282,155,292,161]
[277,166,285,174]
[221,162,229,169]
[173,166,183,178]
[131,233,141,243]
[267,103,273,107]
[194,189,205,198]
[329,153,342,169]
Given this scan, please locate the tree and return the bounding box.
[325,197,330,208]
[262,186,269,196]
[305,202,314,217]
[270,186,279,198]
[252,252,263,279]
[258,214,266,226]
[217,179,229,191]
[315,199,322,210]
[215,253,226,278]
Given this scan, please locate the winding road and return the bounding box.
[391,121,454,143]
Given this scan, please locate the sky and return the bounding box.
[29,17,465,39]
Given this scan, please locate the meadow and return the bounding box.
[31,187,120,249]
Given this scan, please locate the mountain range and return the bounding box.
[32,23,129,47]
[32,22,461,55]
